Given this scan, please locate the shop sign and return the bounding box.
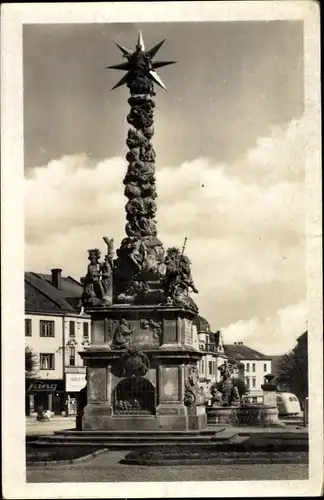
[66,374,87,392]
[27,382,58,392]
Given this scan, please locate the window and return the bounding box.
[69,346,75,366]
[83,322,89,338]
[83,358,87,367]
[246,363,250,372]
[25,319,32,336]
[69,321,75,337]
[40,353,55,370]
[40,320,54,337]
[201,359,205,374]
[245,377,250,388]
[208,361,213,375]
[252,377,256,388]
[263,363,267,372]
[252,363,256,372]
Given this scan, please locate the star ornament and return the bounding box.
[107,31,176,91]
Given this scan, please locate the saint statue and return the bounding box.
[81,238,114,307]
[112,319,135,349]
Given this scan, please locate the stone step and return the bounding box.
[31,429,239,448]
[37,434,237,444]
[237,431,308,439]
[30,439,238,448]
[54,428,226,437]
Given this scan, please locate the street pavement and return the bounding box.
[27,450,308,482]
[26,416,75,436]
[26,417,308,482]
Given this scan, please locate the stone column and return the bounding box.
[261,374,280,426]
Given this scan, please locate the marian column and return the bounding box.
[108,32,175,303]
[80,32,206,432]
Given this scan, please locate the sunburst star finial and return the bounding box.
[107,31,176,91]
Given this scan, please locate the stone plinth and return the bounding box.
[80,305,207,431]
[261,383,278,407]
[261,377,280,425]
[261,406,280,426]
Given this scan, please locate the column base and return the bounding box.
[82,403,207,431]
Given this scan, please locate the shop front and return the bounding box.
[25,379,65,416]
[65,373,87,415]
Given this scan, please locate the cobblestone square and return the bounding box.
[27,450,308,483]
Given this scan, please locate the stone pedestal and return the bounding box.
[80,305,207,431]
[261,376,280,425]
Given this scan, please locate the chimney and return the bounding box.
[51,268,62,289]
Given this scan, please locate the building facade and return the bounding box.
[25,269,91,415]
[194,316,244,398]
[224,342,272,402]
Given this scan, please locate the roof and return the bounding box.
[193,315,211,333]
[224,344,272,361]
[25,280,63,313]
[36,273,83,298]
[25,272,83,314]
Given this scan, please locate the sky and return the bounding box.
[24,21,307,355]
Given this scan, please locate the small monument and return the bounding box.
[217,360,241,407]
[208,370,283,427]
[79,32,206,431]
[207,360,242,424]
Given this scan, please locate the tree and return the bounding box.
[211,377,249,397]
[25,345,38,379]
[275,331,308,406]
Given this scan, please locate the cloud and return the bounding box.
[25,115,307,354]
[222,299,308,355]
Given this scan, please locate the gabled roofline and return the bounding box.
[25,310,91,319]
[224,344,272,361]
[25,274,76,312]
[25,279,70,311]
